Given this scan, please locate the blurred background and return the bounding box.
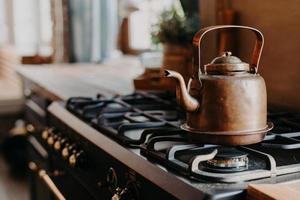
[0,0,200,63]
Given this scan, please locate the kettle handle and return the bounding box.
[192,25,264,76]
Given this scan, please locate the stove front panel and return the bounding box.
[44,109,179,200]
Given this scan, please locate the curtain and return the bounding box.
[52,0,70,62]
[68,0,119,63]
[0,0,7,46]
[99,0,119,61]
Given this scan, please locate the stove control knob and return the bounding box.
[47,136,54,146]
[41,128,51,140]
[111,188,122,200]
[61,146,69,158]
[121,182,139,200]
[69,150,85,167]
[54,138,68,151]
[26,124,35,133]
[107,167,118,191]
[61,143,76,159]
[47,132,60,147]
[111,183,139,200]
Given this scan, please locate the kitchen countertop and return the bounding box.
[16,56,144,101]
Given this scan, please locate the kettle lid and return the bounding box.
[204,52,249,74]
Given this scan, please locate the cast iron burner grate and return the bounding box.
[140,128,300,183]
[66,92,185,146]
[66,92,300,183]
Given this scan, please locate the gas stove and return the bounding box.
[43,91,300,200]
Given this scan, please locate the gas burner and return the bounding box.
[204,148,249,173]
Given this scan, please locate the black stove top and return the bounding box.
[66,92,184,146]
[65,91,300,188]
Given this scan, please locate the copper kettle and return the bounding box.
[164,25,273,146]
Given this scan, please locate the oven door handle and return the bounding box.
[39,169,66,200]
[29,162,66,200]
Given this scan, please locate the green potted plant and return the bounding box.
[151,6,200,85]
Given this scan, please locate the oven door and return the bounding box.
[28,135,96,200]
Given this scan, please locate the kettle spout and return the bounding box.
[164,70,200,112]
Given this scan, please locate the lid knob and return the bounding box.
[204,52,250,74]
[224,51,232,56]
[211,51,243,65]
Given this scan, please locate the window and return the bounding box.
[128,0,175,50]
[6,0,53,56]
[0,0,7,45]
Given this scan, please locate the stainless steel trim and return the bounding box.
[28,136,48,158]
[38,169,66,200]
[26,99,46,117]
[28,162,66,200]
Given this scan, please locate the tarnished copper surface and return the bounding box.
[164,25,272,146]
